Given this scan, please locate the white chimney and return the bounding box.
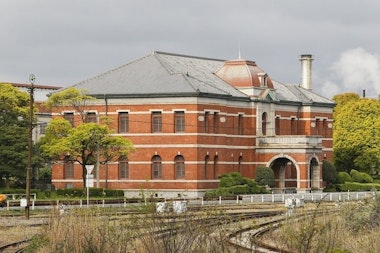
[299,54,313,90]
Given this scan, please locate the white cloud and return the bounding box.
[322,48,380,98]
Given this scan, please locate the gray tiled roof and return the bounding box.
[71,51,334,106]
[73,51,247,99]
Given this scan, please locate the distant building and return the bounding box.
[50,51,334,197]
[3,82,61,142]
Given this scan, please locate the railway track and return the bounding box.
[0,203,287,252]
[0,238,32,253]
[228,207,339,252]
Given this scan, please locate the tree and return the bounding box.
[0,84,30,187]
[333,94,380,173]
[39,119,134,187]
[44,87,96,123]
[255,166,275,187]
[322,160,337,185]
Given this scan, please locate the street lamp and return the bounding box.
[26,74,35,219]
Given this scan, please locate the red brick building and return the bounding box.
[51,51,334,197]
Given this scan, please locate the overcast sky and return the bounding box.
[1,0,380,99]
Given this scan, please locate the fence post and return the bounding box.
[201,197,204,206]
[251,195,253,203]
[219,196,222,205]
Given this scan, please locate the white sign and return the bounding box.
[85,165,94,175]
[20,198,27,207]
[86,174,94,188]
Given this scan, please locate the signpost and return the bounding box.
[85,165,94,207]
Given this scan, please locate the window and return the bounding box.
[275,117,280,135]
[213,112,218,134]
[118,112,129,133]
[238,114,243,135]
[213,155,218,179]
[64,162,74,179]
[152,112,162,133]
[204,155,210,179]
[85,112,97,123]
[262,112,267,135]
[64,112,74,126]
[119,159,129,179]
[152,155,162,179]
[316,119,320,135]
[40,123,47,135]
[174,111,185,133]
[238,156,243,174]
[290,118,297,135]
[175,155,185,179]
[204,112,209,133]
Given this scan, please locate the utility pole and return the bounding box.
[26,74,35,219]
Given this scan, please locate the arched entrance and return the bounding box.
[268,156,298,193]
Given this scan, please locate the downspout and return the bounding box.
[104,94,109,189]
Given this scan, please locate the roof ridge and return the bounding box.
[186,74,239,96]
[153,51,175,74]
[154,50,225,62]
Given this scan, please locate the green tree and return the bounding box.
[322,160,337,185]
[0,84,30,187]
[44,87,96,123]
[333,95,380,173]
[39,119,134,187]
[255,166,275,187]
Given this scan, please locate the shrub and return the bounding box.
[255,166,275,187]
[205,172,269,197]
[338,182,380,191]
[350,169,373,183]
[336,172,352,184]
[219,172,246,187]
[55,188,124,198]
[322,160,337,184]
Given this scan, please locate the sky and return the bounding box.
[1,0,380,99]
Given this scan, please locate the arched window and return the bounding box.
[213,155,218,179]
[262,112,267,135]
[238,156,243,174]
[119,158,129,179]
[152,155,162,179]
[174,155,185,179]
[204,155,210,179]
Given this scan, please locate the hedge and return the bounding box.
[337,182,380,191]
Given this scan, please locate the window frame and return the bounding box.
[175,155,185,179]
[174,111,185,133]
[119,159,129,179]
[64,112,74,126]
[85,112,97,123]
[118,112,129,133]
[152,112,162,133]
[152,155,162,179]
[64,162,74,179]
